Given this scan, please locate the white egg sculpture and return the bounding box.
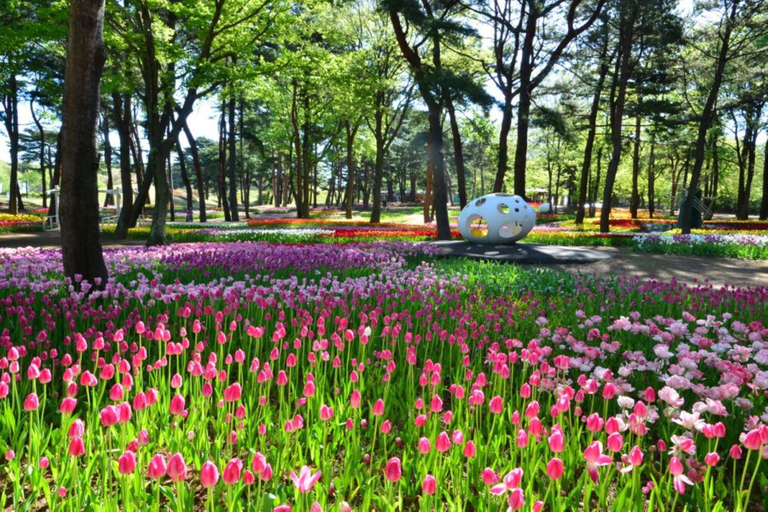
[458,193,536,244]
[538,202,552,214]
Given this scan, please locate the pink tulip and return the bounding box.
[170,395,186,416]
[743,429,763,450]
[60,397,77,414]
[607,433,624,452]
[58,486,67,498]
[290,465,322,493]
[508,488,525,510]
[23,393,39,411]
[223,458,242,484]
[118,451,136,474]
[201,461,220,488]
[68,419,84,439]
[167,453,187,482]
[39,457,50,469]
[548,430,564,452]
[147,454,167,479]
[496,468,523,495]
[464,440,476,458]
[418,437,431,454]
[422,474,436,495]
[730,444,742,459]
[273,506,291,512]
[430,394,443,412]
[319,404,334,421]
[704,452,720,467]
[586,413,604,432]
[546,458,564,480]
[669,457,693,494]
[482,468,499,486]
[489,395,503,414]
[100,405,118,426]
[436,431,451,452]
[252,452,267,474]
[584,441,612,483]
[261,463,273,481]
[372,399,385,416]
[68,437,85,457]
[384,457,402,482]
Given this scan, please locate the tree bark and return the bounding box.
[647,139,655,218]
[102,113,114,207]
[113,93,134,238]
[227,95,239,221]
[59,0,109,287]
[600,9,636,233]
[508,1,539,198]
[30,96,48,208]
[630,112,641,218]
[181,120,206,222]
[344,120,359,219]
[760,139,768,220]
[681,2,735,233]
[575,37,609,224]
[446,95,467,207]
[2,75,22,213]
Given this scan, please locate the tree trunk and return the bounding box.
[102,113,114,207]
[181,120,206,222]
[647,139,655,218]
[509,1,538,199]
[217,106,231,221]
[176,139,193,219]
[113,93,134,238]
[2,75,21,214]
[589,145,602,218]
[682,3,735,233]
[344,120,358,219]
[630,112,641,218]
[227,95,239,221]
[600,10,636,233]
[59,0,109,287]
[30,96,48,208]
[575,38,609,224]
[370,111,385,223]
[760,139,768,220]
[494,96,514,193]
[446,95,467,207]
[428,107,451,239]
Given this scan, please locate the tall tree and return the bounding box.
[469,0,606,196]
[60,0,109,287]
[681,0,767,233]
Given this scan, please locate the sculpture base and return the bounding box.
[431,241,613,264]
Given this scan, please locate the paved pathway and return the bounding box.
[528,246,768,289]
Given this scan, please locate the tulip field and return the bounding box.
[1,241,767,511]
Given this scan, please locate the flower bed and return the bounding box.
[634,233,768,260]
[0,243,766,510]
[0,213,44,234]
